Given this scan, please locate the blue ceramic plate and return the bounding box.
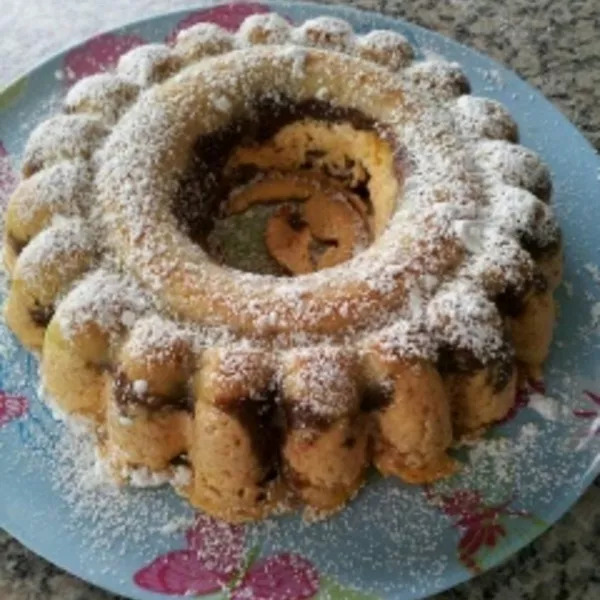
[1,2,599,599]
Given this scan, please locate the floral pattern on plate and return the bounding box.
[167,2,272,41]
[62,33,146,84]
[134,514,375,599]
[0,390,28,428]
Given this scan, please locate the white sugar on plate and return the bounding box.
[584,262,600,285]
[528,393,561,421]
[47,421,188,558]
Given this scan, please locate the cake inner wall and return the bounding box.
[172,96,402,276]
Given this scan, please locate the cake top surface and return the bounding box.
[8,13,557,369]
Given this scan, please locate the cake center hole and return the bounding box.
[173,98,401,276]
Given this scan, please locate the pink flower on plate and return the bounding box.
[134,513,319,598]
[134,550,231,595]
[424,487,534,573]
[0,391,29,428]
[62,32,146,84]
[232,553,319,600]
[573,390,600,438]
[167,2,272,41]
[135,514,244,595]
[0,142,18,210]
[185,513,246,575]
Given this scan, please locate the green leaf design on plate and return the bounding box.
[225,544,261,594]
[473,512,549,572]
[316,576,380,600]
[502,511,548,545]
[0,78,27,111]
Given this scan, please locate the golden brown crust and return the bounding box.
[443,362,517,435]
[282,415,368,511]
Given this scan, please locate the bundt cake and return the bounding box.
[3,14,562,522]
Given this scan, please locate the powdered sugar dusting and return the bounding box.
[56,268,150,341]
[125,313,189,361]
[488,184,558,246]
[451,95,517,141]
[238,13,292,45]
[176,21,231,44]
[441,418,583,509]
[357,30,414,70]
[10,159,91,222]
[16,216,92,283]
[404,59,469,100]
[64,72,140,123]
[528,393,562,421]
[428,281,504,360]
[283,346,358,419]
[370,319,438,361]
[47,422,189,557]
[22,113,107,174]
[117,44,176,87]
[292,17,356,52]
[201,344,272,397]
[462,229,534,295]
[474,139,551,199]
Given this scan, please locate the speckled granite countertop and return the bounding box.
[0,1,599,599]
